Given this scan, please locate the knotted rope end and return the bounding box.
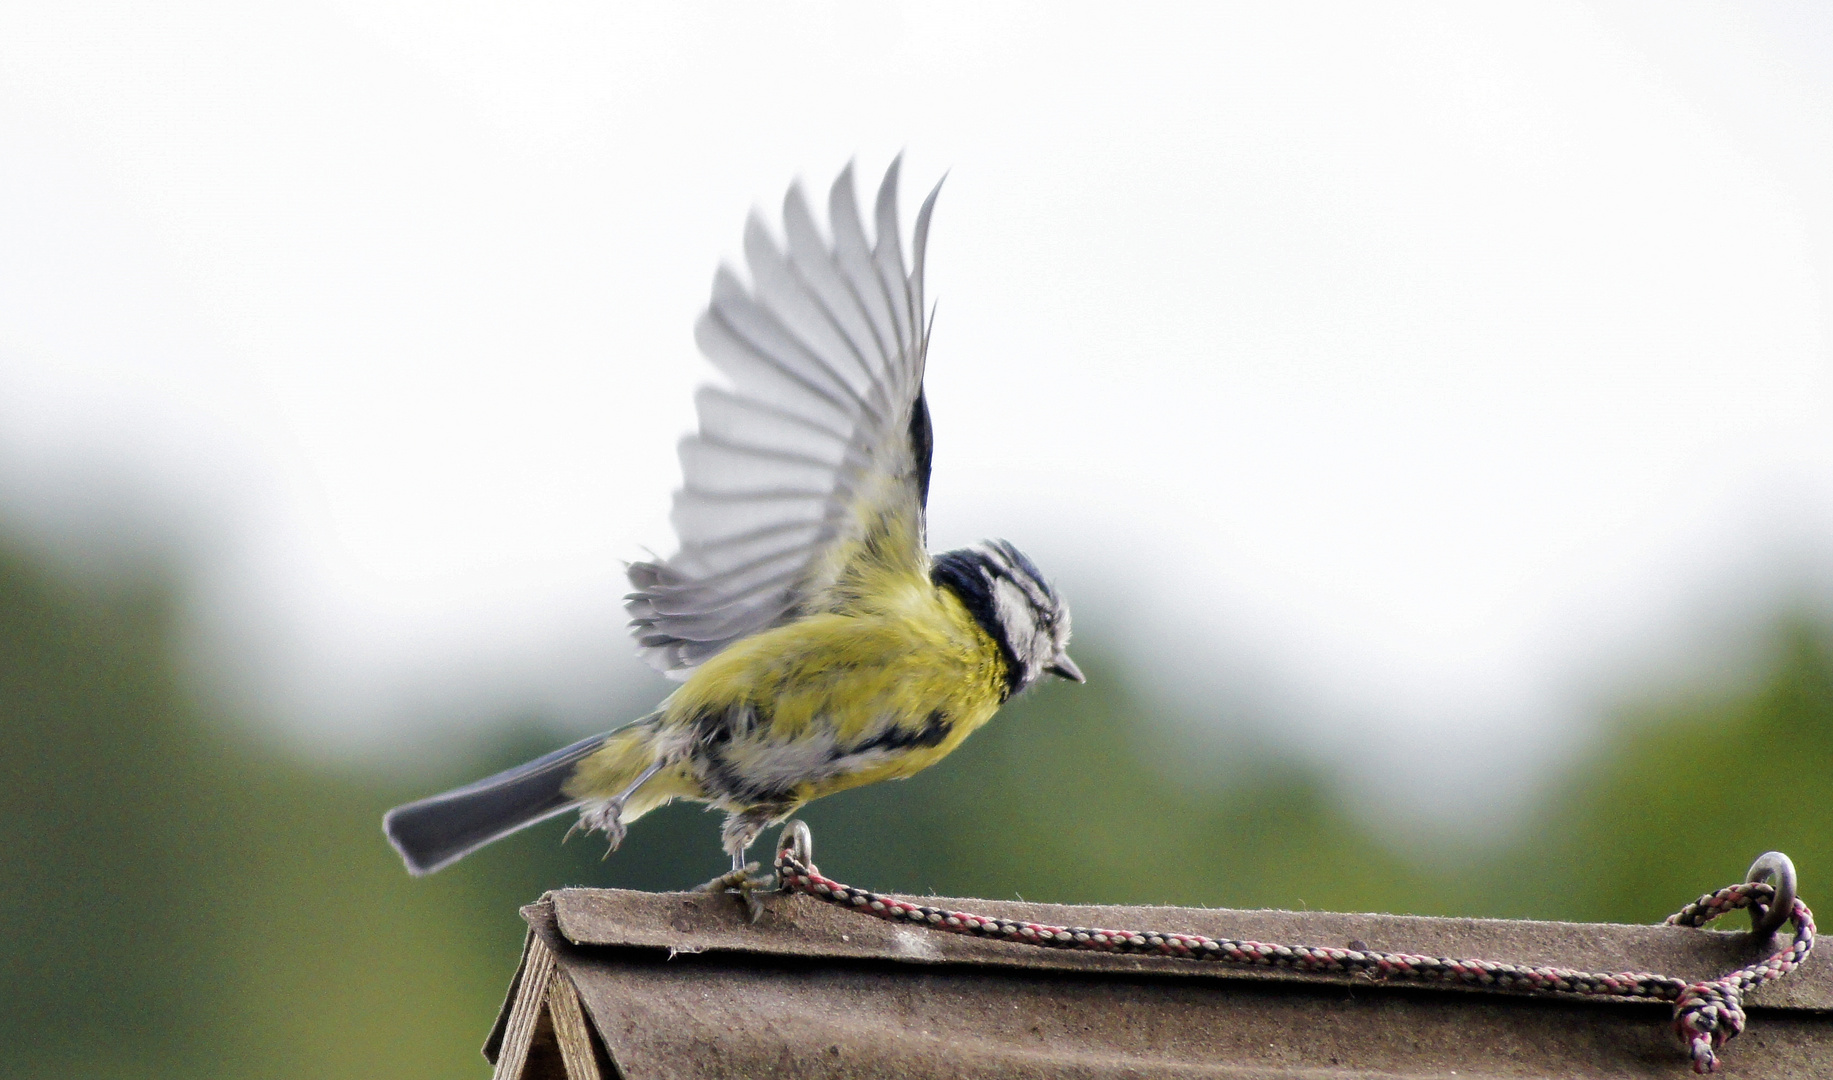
[1673,980,1746,1074]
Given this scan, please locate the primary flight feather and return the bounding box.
[384,160,1082,895]
[628,160,939,674]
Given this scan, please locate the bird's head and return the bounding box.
[931,540,1083,697]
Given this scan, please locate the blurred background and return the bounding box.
[3,1,1832,1076]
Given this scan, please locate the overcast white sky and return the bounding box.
[1,1,1830,817]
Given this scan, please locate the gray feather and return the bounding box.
[873,156,914,355]
[630,161,945,677]
[743,216,884,407]
[382,731,610,876]
[691,390,852,471]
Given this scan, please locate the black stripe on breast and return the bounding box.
[846,709,951,757]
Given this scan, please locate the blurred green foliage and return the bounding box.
[4,533,1827,1077]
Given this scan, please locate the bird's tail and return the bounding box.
[382,730,613,876]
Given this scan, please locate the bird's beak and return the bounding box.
[1047,654,1086,683]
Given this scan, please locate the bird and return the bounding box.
[382,159,1083,907]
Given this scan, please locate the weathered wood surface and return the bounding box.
[485,887,1833,1079]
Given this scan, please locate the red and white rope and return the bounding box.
[774,840,1812,1074]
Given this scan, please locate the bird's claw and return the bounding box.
[569,800,628,854]
[696,862,774,923]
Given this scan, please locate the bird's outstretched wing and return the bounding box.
[627,159,942,677]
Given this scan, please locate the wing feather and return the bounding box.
[635,554,810,615]
[743,218,882,414]
[710,270,873,415]
[690,389,851,465]
[783,186,883,384]
[697,311,851,431]
[678,439,845,505]
[628,159,942,677]
[675,527,833,581]
[909,178,942,381]
[827,165,900,373]
[668,490,832,545]
[872,161,915,361]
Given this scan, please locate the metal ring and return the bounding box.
[778,819,813,868]
[1746,851,1797,939]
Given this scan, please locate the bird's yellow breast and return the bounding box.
[657,572,1009,808]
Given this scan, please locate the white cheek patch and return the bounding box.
[991,577,1048,676]
[991,577,1029,628]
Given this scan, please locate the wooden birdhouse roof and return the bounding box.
[483,884,1830,1078]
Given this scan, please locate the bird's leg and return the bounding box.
[695,806,782,922]
[569,759,665,855]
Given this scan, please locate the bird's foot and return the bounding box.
[569,800,628,854]
[696,862,774,923]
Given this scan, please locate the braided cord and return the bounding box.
[1662,881,1816,1072]
[773,846,1813,1074]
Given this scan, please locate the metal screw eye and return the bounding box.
[779,819,814,869]
[1746,851,1798,939]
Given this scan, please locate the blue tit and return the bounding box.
[383,159,1084,895]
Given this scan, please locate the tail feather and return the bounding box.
[383,731,610,876]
